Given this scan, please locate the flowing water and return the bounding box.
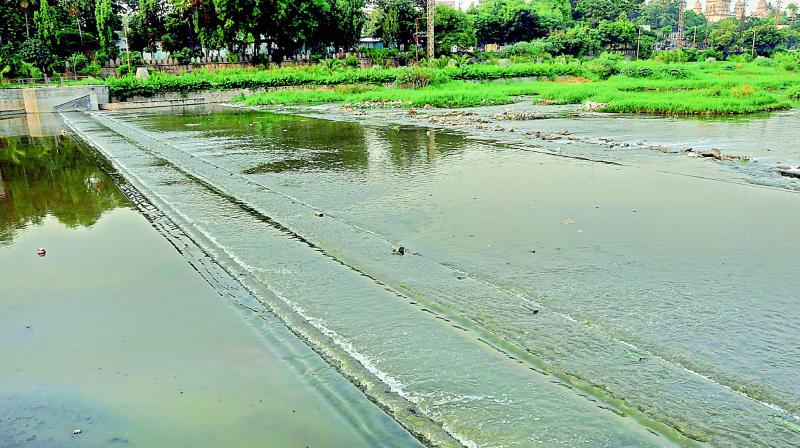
[0,132,424,447]
[59,107,800,447]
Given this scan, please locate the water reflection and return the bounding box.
[0,135,128,244]
[120,109,470,174]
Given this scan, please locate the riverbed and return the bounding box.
[0,131,423,447]
[57,105,800,447]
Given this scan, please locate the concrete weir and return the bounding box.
[0,85,109,116]
[0,85,109,136]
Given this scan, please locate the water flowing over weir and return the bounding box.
[61,109,800,447]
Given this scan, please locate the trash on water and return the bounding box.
[36,248,46,257]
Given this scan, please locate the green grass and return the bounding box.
[237,60,800,115]
[105,62,583,100]
[236,82,539,108]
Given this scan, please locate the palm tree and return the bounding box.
[788,3,798,21]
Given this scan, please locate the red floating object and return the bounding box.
[36,248,46,257]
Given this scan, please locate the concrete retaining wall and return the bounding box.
[0,85,109,114]
[111,85,309,107]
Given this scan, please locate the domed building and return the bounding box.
[754,0,771,18]
[705,0,735,22]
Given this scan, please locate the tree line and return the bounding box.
[1,0,799,79]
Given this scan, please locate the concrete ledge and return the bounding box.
[100,97,208,110]
[0,109,25,118]
[0,85,108,114]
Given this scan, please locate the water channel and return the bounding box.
[3,104,798,447]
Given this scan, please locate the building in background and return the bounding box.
[705,0,735,22]
[753,0,771,18]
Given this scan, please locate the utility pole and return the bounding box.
[738,0,747,51]
[636,27,641,59]
[414,18,420,64]
[678,0,686,49]
[752,28,758,59]
[426,0,435,60]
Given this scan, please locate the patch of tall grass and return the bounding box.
[107,62,583,100]
[224,59,800,115]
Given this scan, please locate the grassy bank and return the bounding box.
[236,60,800,115]
[106,63,583,100]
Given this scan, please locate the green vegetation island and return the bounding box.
[1,0,799,115]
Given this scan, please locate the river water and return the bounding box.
[0,131,423,446]
[60,107,800,447]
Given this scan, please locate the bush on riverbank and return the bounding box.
[106,62,583,100]
[235,60,800,115]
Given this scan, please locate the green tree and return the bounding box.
[751,24,788,56]
[574,0,644,24]
[332,0,366,50]
[213,0,259,55]
[434,4,476,55]
[129,0,167,53]
[469,0,506,45]
[95,0,116,57]
[18,37,55,71]
[598,14,637,49]
[547,23,601,56]
[708,19,741,57]
[368,0,418,49]
[469,0,548,46]
[787,3,798,21]
[34,0,58,49]
[505,1,547,43]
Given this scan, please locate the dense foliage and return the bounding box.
[0,0,798,81]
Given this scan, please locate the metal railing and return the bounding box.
[6,75,99,88]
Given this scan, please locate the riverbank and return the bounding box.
[235,60,800,115]
[87,56,800,115]
[0,132,424,447]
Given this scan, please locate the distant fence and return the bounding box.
[6,76,97,87]
[101,52,404,76]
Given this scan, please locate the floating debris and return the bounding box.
[778,167,800,179]
[393,246,406,256]
[36,247,46,257]
[560,219,576,225]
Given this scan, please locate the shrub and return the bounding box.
[172,48,196,65]
[654,50,690,64]
[585,52,624,79]
[498,40,554,60]
[343,56,360,68]
[753,56,777,67]
[80,61,102,77]
[617,61,689,79]
[397,67,436,88]
[322,58,341,75]
[18,38,55,71]
[66,53,89,73]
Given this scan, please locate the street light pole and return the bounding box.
[678,0,686,49]
[426,0,435,60]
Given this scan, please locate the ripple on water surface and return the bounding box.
[66,108,800,447]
